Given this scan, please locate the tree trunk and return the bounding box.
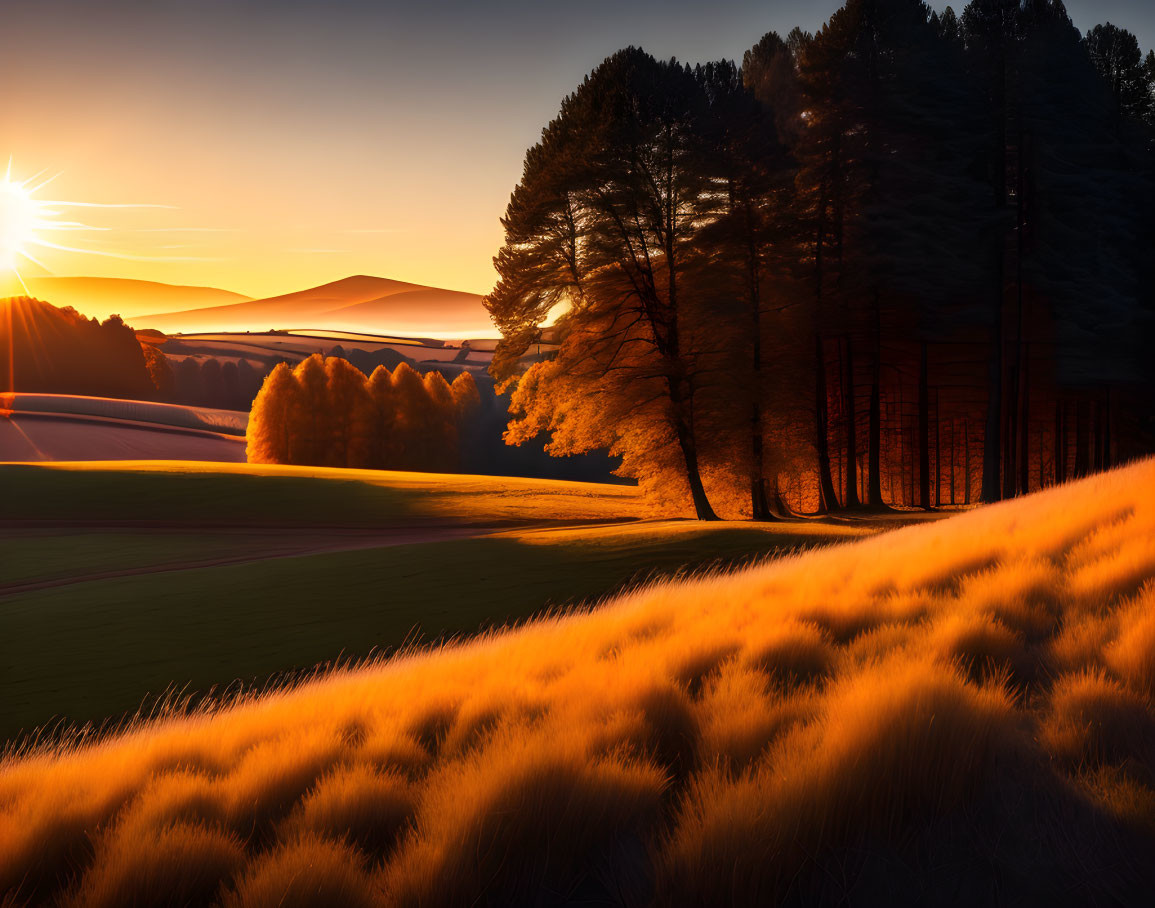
[982,287,1003,503]
[1093,397,1104,474]
[949,419,956,505]
[1103,390,1111,470]
[750,404,779,521]
[1003,360,1018,498]
[744,202,774,522]
[750,421,773,521]
[670,394,718,520]
[867,295,884,507]
[935,388,942,508]
[919,341,931,510]
[1019,343,1030,495]
[1005,126,1027,500]
[1074,400,1090,478]
[814,334,839,512]
[1053,399,1065,485]
[768,469,792,518]
[964,418,971,505]
[844,335,860,508]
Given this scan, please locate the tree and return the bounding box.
[487,48,722,519]
[479,0,1155,514]
[293,354,332,466]
[141,343,174,398]
[200,358,225,408]
[422,370,461,471]
[366,365,397,468]
[694,51,797,519]
[390,361,431,471]
[795,0,988,509]
[1085,23,1150,124]
[1145,50,1155,123]
[451,371,481,417]
[0,298,155,399]
[246,363,301,464]
[247,358,481,473]
[325,356,374,467]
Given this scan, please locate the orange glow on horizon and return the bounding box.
[0,152,502,302]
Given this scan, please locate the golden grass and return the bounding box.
[3,459,1155,905]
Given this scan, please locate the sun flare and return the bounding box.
[0,160,182,294]
[0,173,41,278]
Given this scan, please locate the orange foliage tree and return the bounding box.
[246,354,478,472]
[488,50,734,519]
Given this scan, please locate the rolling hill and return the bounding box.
[0,394,246,463]
[135,275,494,337]
[24,277,252,322]
[2,460,1153,905]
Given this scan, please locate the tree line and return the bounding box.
[485,0,1155,519]
[246,354,480,471]
[0,297,159,400]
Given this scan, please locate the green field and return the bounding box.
[0,462,871,743]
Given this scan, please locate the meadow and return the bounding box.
[0,462,865,742]
[1,458,1153,905]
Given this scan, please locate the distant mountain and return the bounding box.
[25,277,252,322]
[134,275,495,337]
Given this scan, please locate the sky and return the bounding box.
[2,0,1152,300]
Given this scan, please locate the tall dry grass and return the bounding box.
[3,459,1155,906]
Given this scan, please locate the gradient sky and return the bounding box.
[3,0,1152,299]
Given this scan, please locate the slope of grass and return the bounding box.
[3,460,1155,905]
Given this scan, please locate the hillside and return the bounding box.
[25,277,251,322]
[2,460,1153,905]
[0,394,246,462]
[135,275,493,337]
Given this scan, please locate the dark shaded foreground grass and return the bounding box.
[2,460,1154,907]
[0,522,862,742]
[0,461,644,527]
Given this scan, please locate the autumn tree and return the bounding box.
[291,354,333,466]
[246,357,479,473]
[141,343,174,398]
[389,361,431,470]
[487,48,722,519]
[325,356,374,468]
[246,362,302,464]
[366,365,398,468]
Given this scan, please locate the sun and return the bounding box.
[0,160,196,296]
[0,172,43,278]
